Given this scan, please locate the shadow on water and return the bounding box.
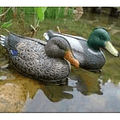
[0,11,120,112]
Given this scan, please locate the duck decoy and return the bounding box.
[44,28,119,71]
[0,28,119,83]
[0,33,72,83]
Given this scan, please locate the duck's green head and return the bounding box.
[87,28,119,57]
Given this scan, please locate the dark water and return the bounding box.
[0,12,120,112]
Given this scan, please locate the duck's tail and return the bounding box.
[0,35,6,47]
[0,35,9,49]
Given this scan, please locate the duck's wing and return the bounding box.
[1,33,46,50]
[5,33,45,59]
[44,30,87,41]
[1,33,47,56]
[5,34,45,77]
[1,33,47,64]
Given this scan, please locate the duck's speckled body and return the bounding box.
[46,30,105,71]
[1,34,70,82]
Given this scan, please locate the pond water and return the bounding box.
[0,12,120,112]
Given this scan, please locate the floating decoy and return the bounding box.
[44,28,119,71]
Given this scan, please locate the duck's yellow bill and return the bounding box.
[105,41,119,57]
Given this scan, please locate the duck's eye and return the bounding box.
[100,36,103,40]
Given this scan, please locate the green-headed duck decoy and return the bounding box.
[44,28,119,71]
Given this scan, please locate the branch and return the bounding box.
[30,25,37,37]
[57,26,61,33]
[0,7,11,17]
[30,25,37,32]
[4,28,10,33]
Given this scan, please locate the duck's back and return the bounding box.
[3,33,70,81]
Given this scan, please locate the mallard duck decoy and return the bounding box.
[44,28,119,71]
[0,28,119,82]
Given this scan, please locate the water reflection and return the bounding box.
[70,67,102,95]
[23,79,120,112]
[41,84,73,102]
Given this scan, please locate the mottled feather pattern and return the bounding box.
[8,34,70,81]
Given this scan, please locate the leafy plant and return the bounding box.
[32,7,47,32]
[34,7,47,22]
[1,20,12,29]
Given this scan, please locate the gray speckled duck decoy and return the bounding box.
[0,28,119,82]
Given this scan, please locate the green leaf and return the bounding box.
[34,7,47,22]
[1,20,12,29]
